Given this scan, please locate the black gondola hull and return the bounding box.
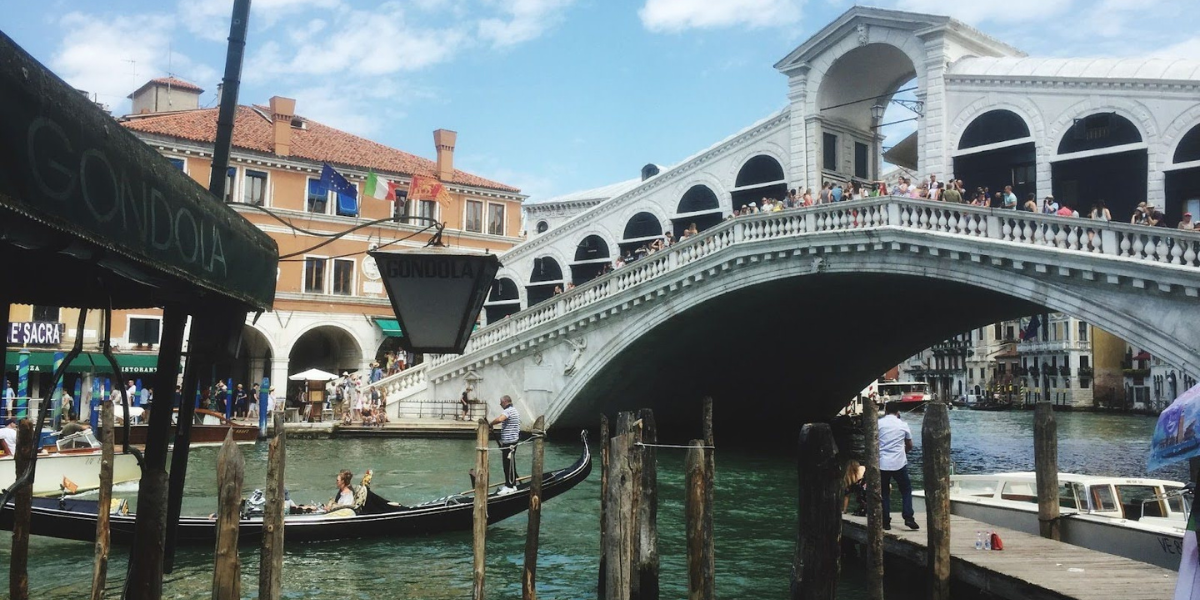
[2,434,591,545]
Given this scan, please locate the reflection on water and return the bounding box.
[0,410,1175,598]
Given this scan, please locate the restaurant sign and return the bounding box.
[7,321,63,346]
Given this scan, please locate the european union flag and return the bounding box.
[320,163,358,216]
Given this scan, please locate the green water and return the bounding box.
[0,410,1179,598]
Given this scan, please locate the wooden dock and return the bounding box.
[841,513,1178,600]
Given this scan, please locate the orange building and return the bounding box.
[4,78,524,405]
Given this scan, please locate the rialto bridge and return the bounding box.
[373,199,1200,434]
[372,6,1200,435]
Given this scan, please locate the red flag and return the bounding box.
[409,174,452,205]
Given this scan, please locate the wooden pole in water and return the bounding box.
[522,415,547,600]
[922,402,951,600]
[598,414,610,600]
[636,408,659,600]
[9,419,34,600]
[790,423,841,600]
[473,418,490,600]
[90,399,115,600]
[605,432,636,600]
[259,411,286,600]
[212,429,244,599]
[701,397,715,589]
[861,398,885,600]
[1034,402,1060,541]
[685,440,714,600]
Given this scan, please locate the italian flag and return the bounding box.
[364,170,395,200]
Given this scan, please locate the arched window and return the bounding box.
[526,257,564,306]
[958,110,1030,150]
[571,235,611,285]
[1058,113,1142,155]
[484,277,521,323]
[535,220,549,234]
[676,185,719,214]
[734,155,785,188]
[641,164,661,181]
[621,212,664,255]
[673,185,723,238]
[731,155,787,213]
[1175,124,1200,164]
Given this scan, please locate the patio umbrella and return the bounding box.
[287,368,339,381]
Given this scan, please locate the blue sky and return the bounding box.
[3,0,1197,201]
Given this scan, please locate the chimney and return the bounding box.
[433,129,457,181]
[269,96,296,157]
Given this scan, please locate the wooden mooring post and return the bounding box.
[636,408,659,600]
[1034,402,1060,541]
[605,431,637,600]
[685,439,714,600]
[259,411,286,600]
[522,415,546,600]
[701,397,715,590]
[90,400,115,600]
[473,418,490,600]
[861,398,884,600]
[791,422,841,600]
[922,402,951,600]
[212,430,245,599]
[598,414,610,599]
[9,419,34,600]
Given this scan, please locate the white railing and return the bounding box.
[371,196,1200,397]
[1019,340,1092,353]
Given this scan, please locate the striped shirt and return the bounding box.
[500,406,521,443]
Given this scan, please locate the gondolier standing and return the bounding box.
[490,395,521,494]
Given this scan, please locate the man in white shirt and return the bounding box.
[878,402,919,530]
[126,380,137,404]
[0,420,18,456]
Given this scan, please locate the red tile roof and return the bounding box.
[120,105,520,193]
[129,77,205,97]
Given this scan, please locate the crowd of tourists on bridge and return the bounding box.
[575,172,1198,286]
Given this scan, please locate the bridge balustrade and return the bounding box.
[369,196,1200,407]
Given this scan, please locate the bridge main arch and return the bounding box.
[543,227,1200,436]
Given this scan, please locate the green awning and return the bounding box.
[374,318,403,338]
[4,351,163,374]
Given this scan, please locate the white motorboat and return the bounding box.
[0,430,153,497]
[914,472,1190,570]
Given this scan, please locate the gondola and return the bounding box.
[0,431,591,544]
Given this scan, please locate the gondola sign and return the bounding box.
[370,247,500,354]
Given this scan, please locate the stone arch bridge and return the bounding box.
[373,198,1200,437]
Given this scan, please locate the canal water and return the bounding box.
[0,410,1183,598]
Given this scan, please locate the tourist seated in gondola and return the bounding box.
[294,469,372,515]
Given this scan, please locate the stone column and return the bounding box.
[786,71,811,187]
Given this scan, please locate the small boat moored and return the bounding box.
[914,471,1190,570]
[0,429,152,497]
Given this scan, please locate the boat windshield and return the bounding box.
[950,479,998,497]
[56,430,100,451]
[1164,485,1190,515]
[1116,484,1166,520]
[1090,485,1119,513]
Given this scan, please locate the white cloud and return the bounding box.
[638,0,802,33]
[1148,36,1200,60]
[893,0,1072,24]
[50,12,218,112]
[179,0,345,41]
[285,80,411,136]
[477,0,575,48]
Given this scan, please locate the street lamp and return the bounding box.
[870,99,925,128]
[370,246,501,355]
[871,103,886,121]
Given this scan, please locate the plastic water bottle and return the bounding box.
[983,530,993,550]
[975,531,983,550]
